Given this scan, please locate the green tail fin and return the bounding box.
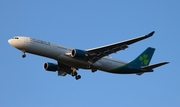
[131,47,155,66]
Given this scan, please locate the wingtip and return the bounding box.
[164,62,170,64]
[148,31,155,37]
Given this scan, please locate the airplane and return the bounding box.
[8,31,169,80]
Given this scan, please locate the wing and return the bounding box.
[86,31,155,64]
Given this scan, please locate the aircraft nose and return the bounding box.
[8,37,25,49]
[8,39,13,45]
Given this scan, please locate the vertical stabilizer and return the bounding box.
[131,47,155,66]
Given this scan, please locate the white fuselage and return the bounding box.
[8,36,127,72]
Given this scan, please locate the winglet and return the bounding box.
[147,31,155,37]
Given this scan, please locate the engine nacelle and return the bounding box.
[44,62,58,72]
[71,49,88,58]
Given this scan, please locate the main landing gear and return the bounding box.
[22,50,26,58]
[91,69,97,73]
[75,75,81,80]
[87,65,97,73]
[71,67,81,80]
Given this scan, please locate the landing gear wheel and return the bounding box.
[22,54,26,58]
[72,72,78,77]
[75,75,81,80]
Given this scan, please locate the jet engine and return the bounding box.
[71,49,88,58]
[44,62,58,72]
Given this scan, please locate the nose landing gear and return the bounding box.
[22,50,26,58]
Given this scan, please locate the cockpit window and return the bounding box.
[14,37,19,39]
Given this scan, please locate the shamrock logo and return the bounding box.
[139,54,149,65]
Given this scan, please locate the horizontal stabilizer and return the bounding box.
[141,62,169,71]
